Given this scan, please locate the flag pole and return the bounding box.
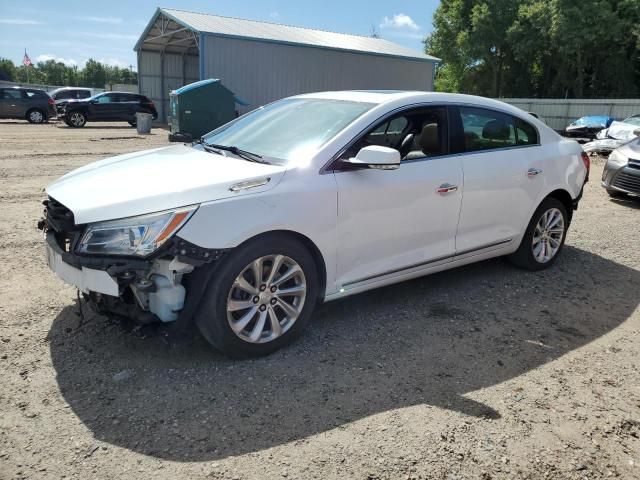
[25,49,29,84]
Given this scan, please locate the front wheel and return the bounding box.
[66,111,86,128]
[509,197,568,271]
[195,234,319,357]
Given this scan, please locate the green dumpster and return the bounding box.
[168,78,248,142]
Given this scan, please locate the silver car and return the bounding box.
[601,137,640,198]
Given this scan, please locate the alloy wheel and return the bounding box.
[532,207,564,263]
[227,255,307,344]
[29,110,43,123]
[70,112,84,127]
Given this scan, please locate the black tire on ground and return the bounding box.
[508,197,568,271]
[195,234,319,358]
[606,188,627,198]
[65,111,86,128]
[26,108,46,124]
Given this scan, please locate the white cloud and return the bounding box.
[0,18,43,25]
[380,13,420,31]
[35,54,77,66]
[98,58,131,68]
[269,11,280,20]
[74,15,122,24]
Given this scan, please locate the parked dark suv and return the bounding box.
[0,87,56,123]
[49,87,93,115]
[63,91,158,127]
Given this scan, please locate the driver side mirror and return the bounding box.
[343,145,401,170]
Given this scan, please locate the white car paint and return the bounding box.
[45,90,587,303]
[47,144,286,224]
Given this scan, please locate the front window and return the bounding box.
[202,98,374,164]
[97,94,113,104]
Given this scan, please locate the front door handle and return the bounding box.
[527,168,543,177]
[436,183,458,194]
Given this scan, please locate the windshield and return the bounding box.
[623,116,640,126]
[573,116,611,127]
[202,98,375,163]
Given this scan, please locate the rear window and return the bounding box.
[53,91,73,100]
[460,107,516,152]
[515,118,539,145]
[25,90,47,99]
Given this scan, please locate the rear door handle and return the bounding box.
[436,183,458,194]
[527,168,543,177]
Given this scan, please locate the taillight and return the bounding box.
[48,98,55,105]
[581,151,590,175]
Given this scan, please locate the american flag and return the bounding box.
[22,50,32,67]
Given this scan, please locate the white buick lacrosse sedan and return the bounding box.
[41,91,589,357]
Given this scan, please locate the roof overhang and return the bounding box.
[134,8,199,55]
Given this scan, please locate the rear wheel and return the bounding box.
[66,111,86,128]
[509,197,568,271]
[26,108,45,124]
[195,234,318,358]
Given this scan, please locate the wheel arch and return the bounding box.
[234,229,328,302]
[544,188,574,224]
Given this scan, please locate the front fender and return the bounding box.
[177,169,339,295]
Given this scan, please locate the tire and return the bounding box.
[509,197,568,271]
[66,111,86,128]
[26,108,45,124]
[195,234,319,358]
[606,188,627,198]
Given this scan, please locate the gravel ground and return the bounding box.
[0,119,639,480]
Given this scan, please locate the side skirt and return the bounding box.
[324,240,515,302]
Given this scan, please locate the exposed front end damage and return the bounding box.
[39,197,226,325]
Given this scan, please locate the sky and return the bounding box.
[0,0,439,70]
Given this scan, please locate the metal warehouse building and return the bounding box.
[134,7,439,121]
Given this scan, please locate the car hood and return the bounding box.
[615,137,640,159]
[46,144,287,224]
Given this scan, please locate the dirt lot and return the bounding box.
[0,119,639,480]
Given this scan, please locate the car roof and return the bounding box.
[51,87,92,91]
[294,90,534,118]
[2,86,46,92]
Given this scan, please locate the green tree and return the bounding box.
[426,0,640,98]
[82,58,107,88]
[0,58,17,81]
[37,59,68,86]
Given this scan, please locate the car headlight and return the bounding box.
[78,206,197,256]
[607,150,628,168]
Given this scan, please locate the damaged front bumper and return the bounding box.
[40,199,227,325]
